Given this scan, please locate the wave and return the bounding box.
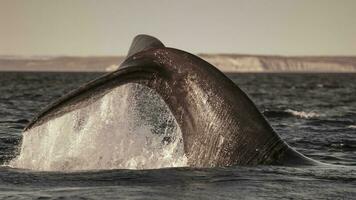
[0,119,29,124]
[285,109,320,119]
[263,109,320,119]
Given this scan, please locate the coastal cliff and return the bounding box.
[200,54,356,73]
[0,55,356,72]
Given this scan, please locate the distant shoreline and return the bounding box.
[1,54,356,73]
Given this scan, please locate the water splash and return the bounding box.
[9,84,187,171]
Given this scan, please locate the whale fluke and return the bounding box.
[23,34,319,167]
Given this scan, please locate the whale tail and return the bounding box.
[127,34,165,57]
[22,35,319,167]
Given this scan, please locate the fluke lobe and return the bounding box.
[24,34,318,167]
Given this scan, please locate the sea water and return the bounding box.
[0,72,355,199]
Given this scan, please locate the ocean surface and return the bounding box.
[0,72,355,199]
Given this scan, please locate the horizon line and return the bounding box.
[1,53,356,59]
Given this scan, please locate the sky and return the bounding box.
[1,0,355,56]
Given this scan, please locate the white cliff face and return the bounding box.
[202,56,264,72]
[201,54,356,73]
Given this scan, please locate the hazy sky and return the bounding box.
[1,0,355,56]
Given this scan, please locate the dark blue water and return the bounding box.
[0,72,355,199]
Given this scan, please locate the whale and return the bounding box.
[24,34,318,167]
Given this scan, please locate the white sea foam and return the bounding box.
[348,125,356,129]
[9,84,187,171]
[285,109,320,119]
